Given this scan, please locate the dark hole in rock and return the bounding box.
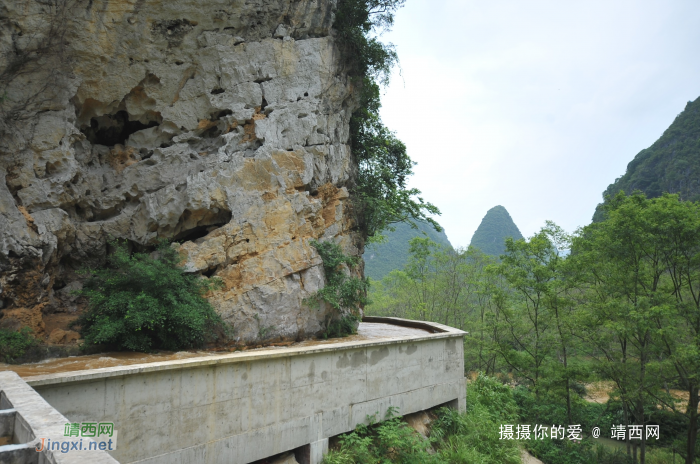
[85,190,91,196]
[81,110,159,147]
[172,209,232,243]
[210,88,225,95]
[201,125,221,138]
[160,142,173,149]
[254,77,272,84]
[175,61,184,65]
[52,276,67,291]
[7,250,20,259]
[304,92,308,97]
[260,97,268,111]
[139,148,154,159]
[175,225,213,243]
[201,266,218,278]
[74,204,88,220]
[213,109,232,120]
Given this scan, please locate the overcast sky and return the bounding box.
[377,0,700,248]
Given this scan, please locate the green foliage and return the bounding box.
[469,205,524,256]
[593,96,700,221]
[308,240,370,314]
[322,314,361,339]
[364,220,453,280]
[333,0,440,238]
[76,240,226,352]
[368,192,700,463]
[324,375,520,464]
[430,377,521,463]
[0,327,37,363]
[324,407,438,464]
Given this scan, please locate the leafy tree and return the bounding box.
[571,192,681,464]
[642,194,700,464]
[364,219,452,281]
[76,240,225,352]
[334,0,440,238]
[494,225,565,399]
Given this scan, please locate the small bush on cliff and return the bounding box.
[0,327,37,363]
[334,0,440,238]
[76,240,224,352]
[307,240,368,337]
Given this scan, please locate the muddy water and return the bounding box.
[0,350,221,378]
[0,322,431,379]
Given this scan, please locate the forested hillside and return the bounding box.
[593,97,700,221]
[369,193,700,464]
[469,205,523,256]
[363,221,452,280]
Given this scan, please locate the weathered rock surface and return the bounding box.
[0,0,363,342]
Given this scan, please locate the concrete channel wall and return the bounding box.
[0,371,118,464]
[18,317,466,464]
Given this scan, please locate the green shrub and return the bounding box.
[324,407,438,464]
[430,374,521,464]
[322,314,361,339]
[0,327,37,363]
[76,240,225,352]
[324,374,521,464]
[310,240,369,312]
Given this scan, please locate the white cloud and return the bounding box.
[378,0,700,246]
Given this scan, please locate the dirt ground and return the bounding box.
[584,381,699,412]
[521,449,545,464]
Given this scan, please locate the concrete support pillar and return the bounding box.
[309,439,329,464]
[295,438,328,464]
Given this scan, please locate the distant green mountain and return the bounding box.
[469,206,523,256]
[363,221,452,280]
[593,97,700,222]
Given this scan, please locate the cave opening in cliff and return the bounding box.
[81,110,161,147]
[172,208,233,243]
[174,223,226,243]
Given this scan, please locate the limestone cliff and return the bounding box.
[0,0,364,343]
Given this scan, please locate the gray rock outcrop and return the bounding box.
[0,0,362,343]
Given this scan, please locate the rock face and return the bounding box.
[0,0,363,342]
